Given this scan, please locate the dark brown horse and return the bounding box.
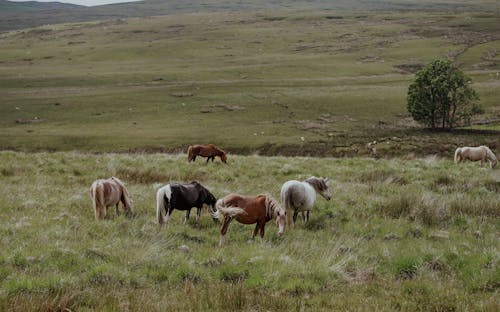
[187,144,227,163]
[156,181,217,225]
[212,194,286,245]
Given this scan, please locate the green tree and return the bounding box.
[407,59,481,129]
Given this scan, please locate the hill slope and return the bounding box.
[1,0,499,31]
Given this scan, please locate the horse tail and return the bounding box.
[112,177,133,214]
[454,148,462,164]
[281,186,292,226]
[91,181,105,221]
[211,198,246,220]
[156,185,171,225]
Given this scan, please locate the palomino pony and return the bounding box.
[212,194,286,245]
[454,146,497,168]
[187,144,227,163]
[281,177,331,226]
[90,177,133,221]
[156,181,217,225]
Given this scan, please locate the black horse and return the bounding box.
[156,181,217,225]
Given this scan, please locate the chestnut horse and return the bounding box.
[90,177,133,221]
[454,146,497,168]
[212,194,286,245]
[281,177,331,226]
[187,144,227,163]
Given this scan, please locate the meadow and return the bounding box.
[0,2,499,310]
[0,151,498,311]
[1,10,499,156]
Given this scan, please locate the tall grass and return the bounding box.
[0,152,498,310]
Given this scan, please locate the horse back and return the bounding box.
[170,183,204,209]
[223,194,267,223]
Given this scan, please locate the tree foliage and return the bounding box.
[407,59,481,129]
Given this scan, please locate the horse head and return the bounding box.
[306,177,331,201]
[220,152,228,164]
[266,196,285,237]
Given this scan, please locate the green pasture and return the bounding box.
[0,152,498,310]
[1,11,499,154]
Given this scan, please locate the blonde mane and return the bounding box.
[264,194,284,219]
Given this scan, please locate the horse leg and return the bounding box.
[206,157,210,163]
[95,204,103,221]
[115,203,120,216]
[301,211,306,223]
[286,208,293,227]
[292,210,299,224]
[165,207,174,225]
[306,211,310,223]
[184,209,191,224]
[196,207,201,223]
[252,222,260,239]
[259,223,266,242]
[220,216,233,246]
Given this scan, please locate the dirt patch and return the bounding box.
[170,92,194,97]
[200,104,245,113]
[15,117,45,124]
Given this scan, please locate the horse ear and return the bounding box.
[324,178,329,183]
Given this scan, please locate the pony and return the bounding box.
[212,194,286,245]
[281,177,331,226]
[454,146,497,168]
[187,144,227,163]
[90,177,133,221]
[156,181,217,225]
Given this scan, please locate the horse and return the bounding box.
[281,177,331,226]
[156,181,217,225]
[212,194,286,245]
[187,144,227,163]
[454,146,497,168]
[90,177,133,221]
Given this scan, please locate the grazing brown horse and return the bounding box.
[90,177,133,221]
[187,144,227,163]
[212,194,286,245]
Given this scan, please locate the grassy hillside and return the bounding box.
[1,10,499,156]
[1,0,499,32]
[0,151,498,310]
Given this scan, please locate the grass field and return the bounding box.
[1,10,499,156]
[0,151,498,311]
[0,3,499,310]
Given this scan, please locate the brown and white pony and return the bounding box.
[212,194,286,245]
[90,177,133,220]
[187,144,227,163]
[454,146,497,168]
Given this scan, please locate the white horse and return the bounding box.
[280,177,331,226]
[454,146,497,168]
[90,177,133,221]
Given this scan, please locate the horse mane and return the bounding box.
[111,177,133,209]
[305,177,327,192]
[482,146,497,161]
[264,194,284,219]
